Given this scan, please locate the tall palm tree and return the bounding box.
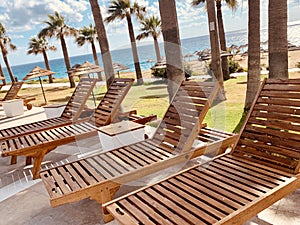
[89,0,115,87]
[105,0,145,85]
[268,0,288,78]
[158,0,184,101]
[192,0,238,81]
[206,0,226,100]
[0,62,6,85]
[27,37,57,83]
[0,23,17,82]
[136,16,162,63]
[38,11,77,88]
[244,0,260,110]
[76,23,102,81]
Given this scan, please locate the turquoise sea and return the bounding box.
[4,23,300,82]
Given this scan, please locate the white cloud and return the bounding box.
[135,0,149,8]
[0,0,89,33]
[11,34,24,39]
[147,2,160,16]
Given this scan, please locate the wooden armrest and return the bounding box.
[200,123,207,128]
[118,110,138,118]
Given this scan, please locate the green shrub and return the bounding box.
[208,58,244,74]
[151,65,191,80]
[228,58,244,73]
[151,68,166,78]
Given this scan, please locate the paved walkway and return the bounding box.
[0,106,299,224]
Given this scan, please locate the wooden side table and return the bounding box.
[97,120,145,151]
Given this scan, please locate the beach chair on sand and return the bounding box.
[0,81,35,110]
[0,77,98,141]
[0,78,135,179]
[39,80,237,222]
[103,78,300,225]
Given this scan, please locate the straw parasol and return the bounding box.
[23,66,56,104]
[67,61,104,77]
[67,61,103,107]
[113,62,129,78]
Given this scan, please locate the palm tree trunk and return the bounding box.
[91,40,102,81]
[0,62,6,85]
[3,56,15,82]
[268,0,288,78]
[206,0,226,100]
[126,13,143,85]
[153,36,161,62]
[42,49,53,83]
[158,0,184,101]
[245,0,260,110]
[0,42,15,82]
[216,0,230,81]
[89,0,115,86]
[60,34,75,88]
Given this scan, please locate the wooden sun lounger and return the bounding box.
[39,80,237,222]
[0,81,36,110]
[0,77,97,142]
[0,78,134,179]
[104,78,300,225]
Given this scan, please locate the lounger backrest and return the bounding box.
[60,77,98,121]
[152,80,219,153]
[233,78,300,174]
[3,81,23,101]
[90,78,134,127]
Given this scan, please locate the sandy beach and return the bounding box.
[118,48,300,79]
[233,48,300,70]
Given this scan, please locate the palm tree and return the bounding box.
[136,16,162,63]
[192,0,238,81]
[38,11,77,88]
[244,0,260,110]
[269,0,288,78]
[158,0,184,101]
[206,0,226,100]
[27,37,57,83]
[105,0,145,85]
[0,63,6,85]
[89,0,115,87]
[76,23,102,81]
[0,23,17,82]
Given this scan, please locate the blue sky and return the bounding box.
[0,0,299,66]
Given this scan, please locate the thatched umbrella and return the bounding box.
[67,61,104,78]
[23,66,56,104]
[112,62,129,78]
[67,61,104,106]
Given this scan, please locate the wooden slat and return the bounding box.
[39,80,219,214]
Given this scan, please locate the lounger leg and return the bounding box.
[32,150,47,180]
[91,186,120,223]
[26,156,32,165]
[10,156,17,165]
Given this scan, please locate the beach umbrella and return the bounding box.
[67,61,104,107]
[23,66,56,104]
[67,61,104,77]
[183,53,194,61]
[112,62,129,78]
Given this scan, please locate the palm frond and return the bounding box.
[191,0,205,6]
